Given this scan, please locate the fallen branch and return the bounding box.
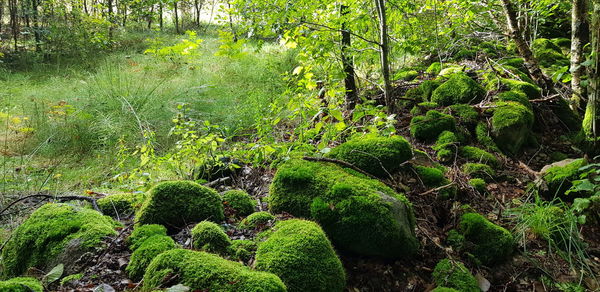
[419,183,455,196]
[204,177,231,188]
[0,193,102,216]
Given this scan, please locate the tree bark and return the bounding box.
[583,0,600,140]
[374,0,394,113]
[159,2,163,30]
[9,0,18,51]
[570,0,588,111]
[340,4,359,110]
[174,1,179,34]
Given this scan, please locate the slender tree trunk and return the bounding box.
[147,5,153,29]
[174,1,179,34]
[9,0,18,51]
[374,0,393,113]
[500,0,553,92]
[0,0,5,32]
[107,0,114,39]
[340,4,358,110]
[570,0,588,111]
[32,0,41,52]
[159,2,163,30]
[227,1,236,41]
[583,0,600,141]
[194,0,203,26]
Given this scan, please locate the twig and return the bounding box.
[204,177,231,188]
[0,193,102,216]
[419,183,455,196]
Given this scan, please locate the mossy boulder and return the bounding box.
[433,131,459,162]
[395,70,419,81]
[0,277,43,292]
[228,240,257,262]
[1,203,118,277]
[491,102,534,155]
[501,79,541,99]
[239,211,275,230]
[222,190,255,216]
[475,122,500,152]
[421,80,442,100]
[325,135,413,178]
[469,178,487,193]
[410,102,439,115]
[411,110,456,141]
[426,62,443,75]
[126,234,176,281]
[459,146,499,167]
[541,158,588,199]
[414,165,455,199]
[455,213,514,265]
[128,224,168,250]
[269,159,418,258]
[438,66,466,77]
[191,221,231,254]
[97,192,143,218]
[446,104,479,126]
[143,249,286,291]
[255,219,345,292]
[432,259,480,292]
[532,38,569,67]
[431,73,486,106]
[499,57,526,71]
[462,163,496,181]
[137,181,224,229]
[496,91,531,109]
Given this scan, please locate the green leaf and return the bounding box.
[45,264,64,284]
[167,284,191,292]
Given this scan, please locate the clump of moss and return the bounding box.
[433,131,459,161]
[395,70,419,81]
[126,234,176,281]
[1,203,118,277]
[222,190,255,216]
[97,193,143,218]
[499,57,526,71]
[269,159,418,258]
[457,213,514,265]
[496,91,531,109]
[411,110,456,141]
[532,38,569,67]
[255,219,346,292]
[542,158,588,199]
[415,165,447,186]
[438,66,466,77]
[446,104,479,126]
[326,135,413,178]
[137,181,224,229]
[410,102,439,115]
[421,80,442,100]
[0,277,43,292]
[60,273,83,286]
[239,211,275,230]
[128,224,168,250]
[431,288,460,292]
[404,87,425,102]
[475,122,500,152]
[431,73,486,106]
[491,101,534,155]
[468,178,487,193]
[143,249,286,291]
[462,163,495,180]
[426,62,442,75]
[191,221,231,254]
[501,79,541,99]
[228,240,257,262]
[432,259,479,292]
[459,146,499,167]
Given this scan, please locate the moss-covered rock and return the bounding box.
[499,57,526,71]
[97,192,143,218]
[433,131,459,161]
[222,190,255,216]
[126,234,176,281]
[421,80,442,100]
[457,213,514,265]
[532,38,569,67]
[431,73,486,106]
[462,163,495,180]
[426,62,443,75]
[459,146,499,167]
[496,91,531,109]
[269,159,418,258]
[410,102,439,115]
[469,178,487,193]
[395,70,419,81]
[438,66,466,77]
[239,211,275,230]
[255,219,345,292]
[415,165,447,186]
[411,110,457,141]
[446,104,479,126]
[128,224,168,250]
[501,79,541,99]
[541,158,588,199]
[137,181,224,229]
[326,135,413,178]
[143,249,286,291]
[1,203,118,277]
[432,259,479,292]
[475,122,500,152]
[191,221,231,254]
[491,101,534,155]
[228,240,257,262]
[0,277,43,292]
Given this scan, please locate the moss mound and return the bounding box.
[475,122,500,152]
[415,165,447,186]
[426,62,442,75]
[457,213,514,265]
[126,234,176,281]
[137,181,224,229]
[446,104,479,126]
[1,203,118,277]
[432,259,479,292]
[496,91,531,109]
[459,146,499,167]
[255,219,345,292]
[469,178,487,193]
[431,73,486,106]
[411,110,457,141]
[500,79,541,99]
[421,80,442,100]
[395,70,419,81]
[462,163,495,180]
[143,249,286,291]
[532,38,569,67]
[222,190,255,216]
[0,277,43,292]
[326,135,412,178]
[97,193,142,217]
[269,159,418,258]
[191,221,231,254]
[228,240,257,262]
[433,131,459,161]
[128,224,168,250]
[542,158,588,199]
[491,101,534,155]
[239,211,275,230]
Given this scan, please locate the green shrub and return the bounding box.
[239,211,275,230]
[0,277,43,292]
[128,224,168,250]
[542,158,588,199]
[143,249,286,291]
[501,79,541,99]
[222,190,255,216]
[491,102,534,155]
[228,240,257,262]
[126,235,176,281]
[1,203,118,277]
[137,181,224,229]
[432,259,479,292]
[459,146,499,167]
[431,73,486,106]
[191,221,231,254]
[446,104,479,126]
[255,219,346,292]
[326,135,413,178]
[97,193,143,217]
[475,122,500,152]
[433,131,459,162]
[469,178,487,193]
[410,110,456,141]
[458,213,514,265]
[269,159,418,258]
[462,163,495,180]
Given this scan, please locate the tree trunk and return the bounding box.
[9,0,17,51]
[583,0,600,141]
[340,4,358,110]
[159,2,163,30]
[500,0,553,92]
[374,0,393,113]
[147,5,153,29]
[107,0,114,39]
[194,0,203,26]
[174,1,179,34]
[570,0,588,111]
[227,1,236,41]
[32,0,41,52]
[0,0,4,32]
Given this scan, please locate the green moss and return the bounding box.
[454,48,477,60]
[395,70,419,81]
[143,249,286,291]
[415,165,447,186]
[60,273,83,286]
[491,101,534,155]
[1,203,118,277]
[269,159,418,258]
[462,163,495,180]
[191,221,231,254]
[128,224,168,250]
[126,235,176,281]
[239,211,275,230]
[0,277,43,292]
[433,131,459,161]
[255,219,345,292]
[97,192,143,217]
[410,101,439,115]
[459,146,499,167]
[468,178,487,193]
[542,158,588,199]
[410,110,456,141]
[137,181,224,229]
[228,240,257,262]
[405,87,425,102]
[532,38,569,67]
[458,213,514,265]
[326,135,413,178]
[499,57,526,71]
[496,91,531,109]
[438,66,465,77]
[426,62,442,75]
[475,122,500,152]
[432,259,479,292]
[501,79,541,99]
[421,80,442,101]
[431,73,486,106]
[446,104,479,126]
[222,190,256,216]
[431,288,460,292]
